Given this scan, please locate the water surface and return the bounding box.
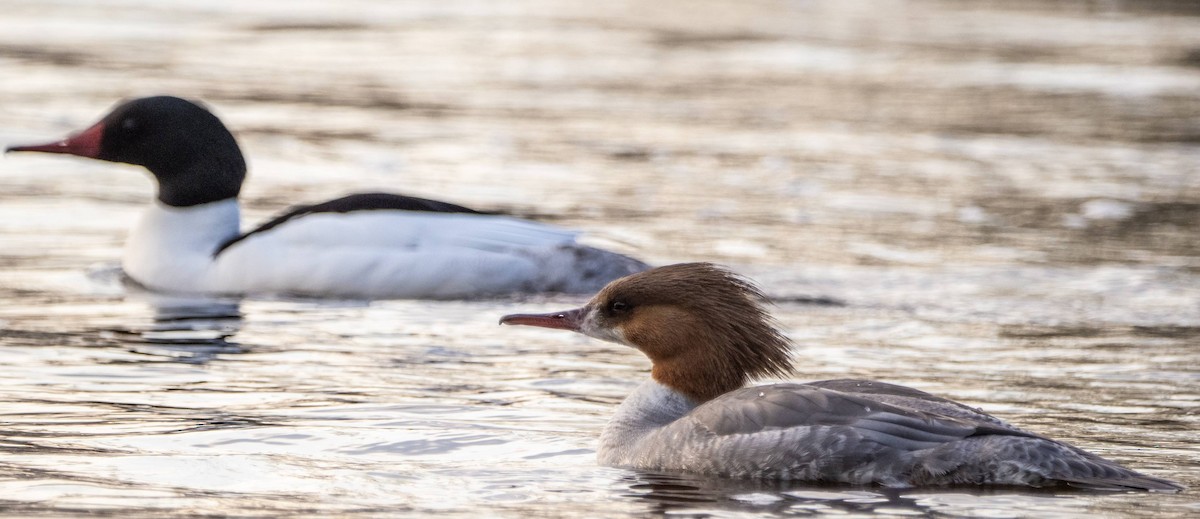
[1,0,1198,517]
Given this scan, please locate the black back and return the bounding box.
[213,192,483,256]
[98,96,246,207]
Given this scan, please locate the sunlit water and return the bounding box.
[1,0,1198,517]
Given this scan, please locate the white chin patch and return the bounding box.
[580,310,628,346]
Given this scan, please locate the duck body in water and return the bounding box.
[501,263,1183,491]
[6,96,647,299]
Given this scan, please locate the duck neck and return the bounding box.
[650,351,748,403]
[599,380,697,461]
[122,198,241,291]
[152,158,246,208]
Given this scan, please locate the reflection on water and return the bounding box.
[0,0,1198,517]
[110,295,245,365]
[623,472,1085,518]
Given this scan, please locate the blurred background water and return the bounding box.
[0,0,1198,517]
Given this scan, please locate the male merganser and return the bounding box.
[500,263,1183,491]
[6,96,647,299]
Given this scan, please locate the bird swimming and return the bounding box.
[6,96,647,299]
[500,263,1183,491]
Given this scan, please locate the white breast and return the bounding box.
[122,199,241,294]
[598,381,698,466]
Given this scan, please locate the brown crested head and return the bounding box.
[501,263,793,402]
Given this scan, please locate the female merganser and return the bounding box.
[500,263,1183,491]
[6,96,647,299]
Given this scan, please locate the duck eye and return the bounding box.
[609,300,631,313]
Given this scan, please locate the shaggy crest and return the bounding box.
[591,263,794,401]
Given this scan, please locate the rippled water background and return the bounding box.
[1,0,1198,517]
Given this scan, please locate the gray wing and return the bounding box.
[669,383,1182,490]
[629,383,1029,482]
[686,383,1037,453]
[803,379,1018,429]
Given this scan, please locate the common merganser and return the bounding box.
[6,96,647,299]
[500,263,1183,491]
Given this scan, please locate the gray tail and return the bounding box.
[1043,441,1184,492]
[922,435,1185,492]
[1058,470,1185,492]
[1028,441,1184,492]
[529,244,649,293]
